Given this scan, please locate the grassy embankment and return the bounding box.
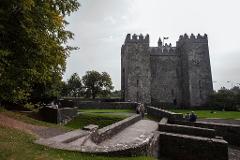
[0,108,153,160]
[65,109,134,129]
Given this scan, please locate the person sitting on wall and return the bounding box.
[189,111,197,122]
[184,112,190,121]
[136,103,141,114]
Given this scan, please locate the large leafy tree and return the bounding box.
[0,0,80,104]
[67,73,82,97]
[82,71,114,99]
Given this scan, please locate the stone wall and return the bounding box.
[159,123,216,138]
[39,106,78,124]
[158,131,228,160]
[36,132,157,157]
[74,101,138,110]
[171,120,240,146]
[146,106,183,121]
[92,114,141,143]
[150,52,181,106]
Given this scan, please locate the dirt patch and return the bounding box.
[0,114,66,138]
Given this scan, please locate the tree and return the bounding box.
[60,81,70,97]
[111,90,121,98]
[82,71,114,99]
[0,0,80,104]
[208,86,240,111]
[67,73,82,97]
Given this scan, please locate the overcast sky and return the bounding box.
[64,0,240,91]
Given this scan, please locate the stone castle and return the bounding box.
[121,33,213,107]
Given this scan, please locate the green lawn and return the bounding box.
[170,109,240,119]
[0,125,155,160]
[66,109,133,129]
[79,109,134,113]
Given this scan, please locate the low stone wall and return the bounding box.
[146,106,183,121]
[159,123,216,138]
[36,132,156,156]
[158,131,228,160]
[147,131,161,158]
[62,97,123,103]
[75,101,138,110]
[92,114,142,143]
[39,107,78,124]
[59,99,74,108]
[171,120,240,147]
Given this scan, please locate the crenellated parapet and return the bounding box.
[150,46,177,56]
[178,33,208,43]
[125,33,149,44]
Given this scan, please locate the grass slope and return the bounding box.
[170,109,240,119]
[66,109,133,129]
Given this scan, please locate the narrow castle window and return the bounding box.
[171,89,174,96]
[137,79,139,87]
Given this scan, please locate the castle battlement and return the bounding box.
[178,33,208,43]
[125,34,149,43]
[150,46,177,56]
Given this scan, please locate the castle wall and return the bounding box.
[150,48,181,106]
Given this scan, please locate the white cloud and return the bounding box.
[104,16,117,25]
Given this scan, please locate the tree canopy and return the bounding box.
[67,73,82,97]
[82,70,114,99]
[0,0,80,104]
[209,86,240,111]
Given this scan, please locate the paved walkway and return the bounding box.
[100,119,158,146]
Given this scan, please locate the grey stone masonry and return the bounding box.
[121,33,213,107]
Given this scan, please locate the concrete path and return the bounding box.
[100,119,158,146]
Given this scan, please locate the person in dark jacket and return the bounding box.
[189,111,197,122]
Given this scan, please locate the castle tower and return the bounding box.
[121,34,151,103]
[177,33,213,107]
